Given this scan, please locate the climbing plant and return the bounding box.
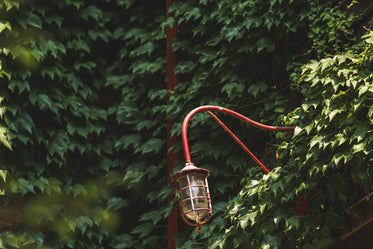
[0,0,168,248]
[167,0,368,249]
[184,32,373,249]
[0,0,370,248]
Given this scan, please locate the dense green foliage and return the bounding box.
[0,0,371,248]
[187,34,373,249]
[169,1,363,248]
[0,0,167,248]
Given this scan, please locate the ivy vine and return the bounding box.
[0,0,371,249]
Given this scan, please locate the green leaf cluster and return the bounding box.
[184,29,373,249]
[166,1,370,249]
[0,0,370,249]
[0,0,168,248]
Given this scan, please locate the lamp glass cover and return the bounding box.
[178,174,210,222]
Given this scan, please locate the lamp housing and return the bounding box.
[172,162,212,226]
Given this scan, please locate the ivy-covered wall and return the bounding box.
[167,1,371,249]
[0,0,168,248]
[0,0,372,248]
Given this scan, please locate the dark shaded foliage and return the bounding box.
[0,0,371,248]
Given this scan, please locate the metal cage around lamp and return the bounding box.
[171,162,212,227]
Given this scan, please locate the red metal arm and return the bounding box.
[206,111,270,173]
[182,105,295,172]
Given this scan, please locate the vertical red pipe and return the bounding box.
[167,0,179,248]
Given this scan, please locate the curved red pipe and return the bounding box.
[182,105,295,167]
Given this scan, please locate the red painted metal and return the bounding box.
[172,105,295,228]
[206,111,270,173]
[182,105,295,166]
[166,0,179,248]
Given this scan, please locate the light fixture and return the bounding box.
[171,105,294,231]
[171,162,211,227]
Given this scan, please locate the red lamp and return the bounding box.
[172,162,211,227]
[171,105,294,230]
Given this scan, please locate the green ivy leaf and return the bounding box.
[286,216,300,231]
[114,134,142,150]
[131,222,153,239]
[350,123,368,144]
[75,216,93,234]
[0,127,12,150]
[0,232,19,248]
[108,197,130,210]
[110,234,135,249]
[0,21,11,33]
[141,138,163,154]
[221,83,244,96]
[16,11,42,29]
[262,234,280,249]
[139,210,163,225]
[256,38,275,52]
[248,82,267,97]
[239,210,258,229]
[81,6,102,21]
